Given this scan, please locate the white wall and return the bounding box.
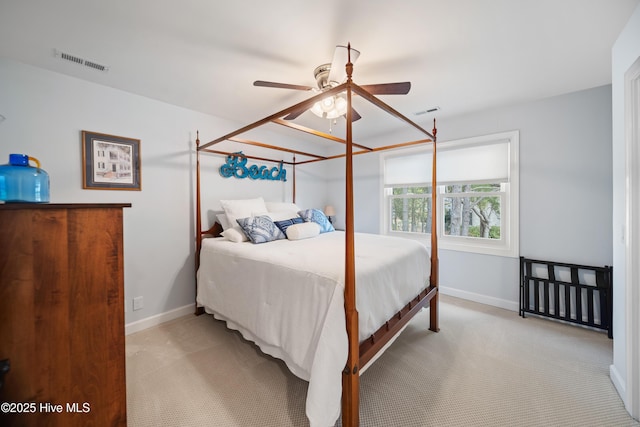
[611,2,640,415]
[326,85,613,310]
[0,58,327,328]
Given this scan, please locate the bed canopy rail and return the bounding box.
[195,44,438,427]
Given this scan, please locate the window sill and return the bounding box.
[385,231,518,258]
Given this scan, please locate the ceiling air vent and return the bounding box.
[414,106,440,116]
[53,49,110,73]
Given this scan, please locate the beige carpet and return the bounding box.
[126,295,639,427]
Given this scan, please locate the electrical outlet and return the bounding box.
[133,296,144,311]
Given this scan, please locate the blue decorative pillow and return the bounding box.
[273,217,305,236]
[236,215,285,244]
[297,209,335,233]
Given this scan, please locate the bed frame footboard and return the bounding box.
[359,285,437,367]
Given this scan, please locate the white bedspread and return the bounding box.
[196,231,429,427]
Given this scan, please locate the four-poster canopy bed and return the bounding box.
[194,46,439,427]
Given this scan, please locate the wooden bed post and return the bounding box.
[195,132,204,315]
[195,49,440,425]
[342,44,359,427]
[429,120,440,332]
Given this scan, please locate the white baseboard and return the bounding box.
[439,286,519,312]
[125,304,194,335]
[610,364,627,408]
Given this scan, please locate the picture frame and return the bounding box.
[81,131,141,190]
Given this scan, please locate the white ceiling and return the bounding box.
[1,0,638,142]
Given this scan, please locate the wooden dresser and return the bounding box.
[0,203,130,426]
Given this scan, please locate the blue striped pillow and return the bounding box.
[273,217,305,236]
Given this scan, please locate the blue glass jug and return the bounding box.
[0,154,50,203]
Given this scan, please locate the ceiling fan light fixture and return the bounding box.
[332,95,347,116]
[310,101,324,117]
[321,96,335,112]
[311,94,347,119]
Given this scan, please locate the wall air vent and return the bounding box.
[61,51,83,65]
[84,60,108,72]
[54,49,110,73]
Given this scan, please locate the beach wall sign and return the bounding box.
[219,152,286,182]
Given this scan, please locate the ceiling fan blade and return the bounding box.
[328,45,360,85]
[351,107,362,122]
[283,106,308,120]
[344,107,362,122]
[360,82,411,95]
[253,80,314,91]
[283,103,360,121]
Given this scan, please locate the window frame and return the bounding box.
[381,131,519,258]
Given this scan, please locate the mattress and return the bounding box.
[196,231,429,427]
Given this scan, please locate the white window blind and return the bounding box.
[384,139,510,186]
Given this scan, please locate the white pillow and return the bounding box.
[265,201,300,217]
[221,226,248,243]
[216,213,232,230]
[286,222,320,240]
[220,197,267,225]
[267,211,296,222]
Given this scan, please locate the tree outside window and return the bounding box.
[389,183,502,242]
[390,186,432,233]
[443,184,502,240]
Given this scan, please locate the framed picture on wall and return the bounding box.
[81,130,141,190]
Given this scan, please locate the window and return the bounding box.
[382,131,519,257]
[443,183,502,239]
[389,186,433,233]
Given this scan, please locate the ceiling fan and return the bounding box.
[253,45,411,121]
